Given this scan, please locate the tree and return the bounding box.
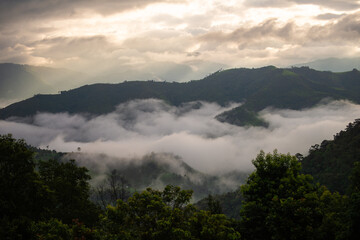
[189,211,240,240]
[101,185,194,239]
[348,162,360,239]
[93,169,130,209]
[205,194,222,214]
[0,134,51,238]
[100,185,240,240]
[240,150,324,240]
[38,159,100,226]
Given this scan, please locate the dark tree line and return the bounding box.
[1,133,360,239]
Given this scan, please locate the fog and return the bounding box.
[1,99,360,174]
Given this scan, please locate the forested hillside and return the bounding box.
[3,117,360,239]
[302,119,360,194]
[1,66,360,126]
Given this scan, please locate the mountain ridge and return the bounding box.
[1,66,360,126]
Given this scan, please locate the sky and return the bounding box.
[1,0,360,81]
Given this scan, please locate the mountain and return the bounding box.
[1,66,360,126]
[0,63,87,107]
[196,119,360,219]
[301,119,360,194]
[291,57,360,72]
[57,152,248,201]
[0,63,50,99]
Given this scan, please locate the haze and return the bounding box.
[1,0,360,82]
[1,99,359,173]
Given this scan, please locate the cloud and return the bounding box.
[244,0,360,10]
[1,0,360,77]
[315,13,345,20]
[0,0,184,27]
[199,18,296,49]
[1,99,360,174]
[200,12,360,47]
[195,11,360,66]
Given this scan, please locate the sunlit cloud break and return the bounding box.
[1,99,359,173]
[1,0,359,82]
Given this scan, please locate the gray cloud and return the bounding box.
[199,11,360,51]
[244,0,360,10]
[31,36,118,61]
[1,0,359,84]
[199,18,296,49]
[315,13,345,20]
[1,99,360,174]
[0,0,184,28]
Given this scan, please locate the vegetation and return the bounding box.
[196,190,244,220]
[239,150,349,240]
[302,119,360,194]
[0,134,240,239]
[1,66,360,126]
[66,152,248,201]
[1,119,360,239]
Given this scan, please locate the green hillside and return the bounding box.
[64,152,248,202]
[1,66,360,126]
[302,119,360,194]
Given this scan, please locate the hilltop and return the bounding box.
[1,66,360,126]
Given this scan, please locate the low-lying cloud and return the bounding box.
[1,99,360,174]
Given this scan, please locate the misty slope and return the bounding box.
[291,57,360,72]
[0,63,86,105]
[61,152,248,201]
[302,119,360,194]
[195,188,244,220]
[29,146,248,201]
[1,66,360,126]
[0,63,50,99]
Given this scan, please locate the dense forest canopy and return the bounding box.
[302,119,360,194]
[1,118,360,239]
[1,66,360,127]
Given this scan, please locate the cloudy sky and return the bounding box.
[1,0,360,81]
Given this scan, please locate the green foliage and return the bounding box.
[189,211,240,240]
[3,133,360,239]
[2,66,360,127]
[302,119,360,193]
[196,188,244,220]
[30,146,65,163]
[100,185,240,240]
[216,106,268,127]
[240,150,324,240]
[0,134,52,238]
[32,218,100,240]
[38,159,100,226]
[348,162,360,239]
[205,194,223,214]
[318,189,349,240]
[0,134,100,238]
[101,185,195,239]
[32,218,72,240]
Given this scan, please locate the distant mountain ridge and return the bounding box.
[0,63,87,107]
[0,63,50,99]
[291,57,360,72]
[1,66,360,126]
